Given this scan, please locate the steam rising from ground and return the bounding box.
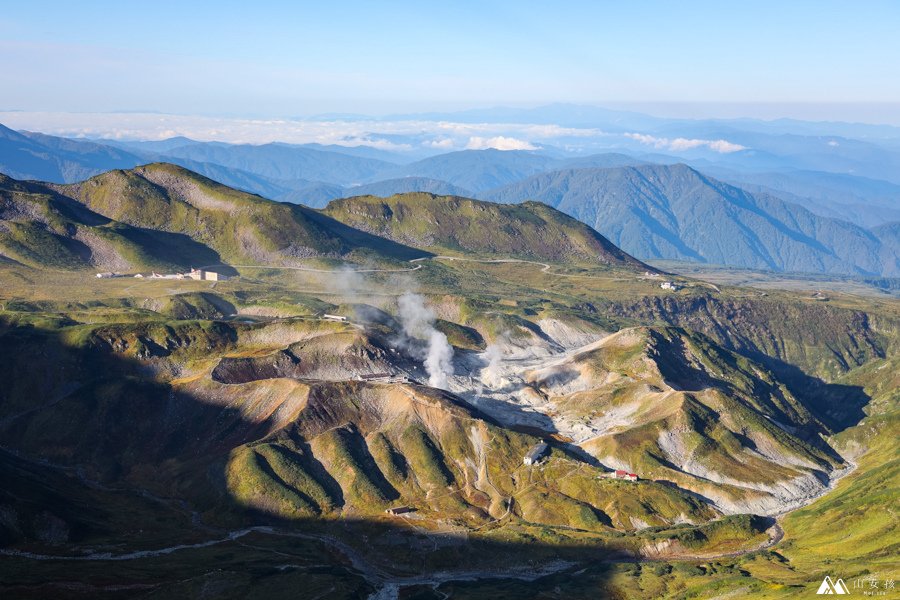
[313,266,454,388]
[315,263,393,324]
[480,343,505,388]
[397,292,454,389]
[330,264,366,299]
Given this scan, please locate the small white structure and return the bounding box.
[523,442,549,466]
[186,268,227,281]
[660,281,679,291]
[322,314,349,322]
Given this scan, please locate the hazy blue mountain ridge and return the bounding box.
[484,163,900,276]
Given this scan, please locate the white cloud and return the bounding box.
[465,136,537,151]
[338,136,414,152]
[624,132,746,154]
[668,137,709,151]
[828,140,840,147]
[0,111,610,151]
[425,138,456,149]
[624,133,660,146]
[707,139,746,153]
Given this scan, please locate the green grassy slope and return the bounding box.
[772,355,899,587]
[0,173,223,270]
[58,163,428,265]
[323,192,647,267]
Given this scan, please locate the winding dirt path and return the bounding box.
[200,263,423,274]
[416,255,631,280]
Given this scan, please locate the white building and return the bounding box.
[523,442,549,466]
[186,268,227,281]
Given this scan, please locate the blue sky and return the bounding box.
[2,1,899,122]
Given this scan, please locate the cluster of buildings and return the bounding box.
[96,268,228,281]
[157,268,228,281]
[640,270,679,291]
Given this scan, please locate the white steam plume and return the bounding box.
[480,344,505,388]
[397,292,454,389]
[425,330,454,389]
[330,264,365,302]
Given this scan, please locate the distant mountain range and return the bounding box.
[160,142,395,185]
[0,124,144,182]
[703,166,900,227]
[483,164,900,276]
[381,150,650,193]
[382,149,557,192]
[2,120,899,276]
